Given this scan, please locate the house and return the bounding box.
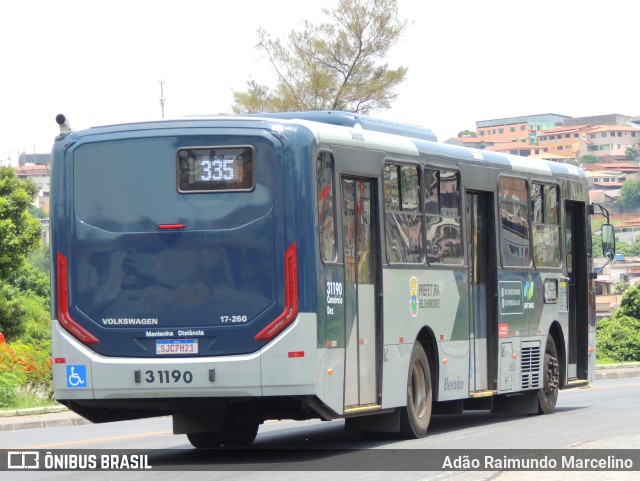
[589,190,620,214]
[484,141,549,157]
[585,170,626,191]
[537,125,591,161]
[579,125,640,160]
[10,162,51,245]
[475,113,571,145]
[13,163,51,214]
[613,218,640,244]
[582,162,638,180]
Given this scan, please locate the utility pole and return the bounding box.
[158,79,166,119]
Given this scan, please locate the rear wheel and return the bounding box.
[218,420,260,447]
[186,432,221,449]
[399,342,432,438]
[538,335,559,414]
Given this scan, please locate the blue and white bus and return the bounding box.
[50,111,609,447]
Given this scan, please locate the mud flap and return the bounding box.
[491,391,538,415]
[344,409,400,433]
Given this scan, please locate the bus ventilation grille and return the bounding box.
[521,343,541,390]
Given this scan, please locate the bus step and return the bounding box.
[344,404,382,414]
[469,390,497,398]
[565,379,589,389]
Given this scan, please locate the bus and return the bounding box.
[50,111,611,448]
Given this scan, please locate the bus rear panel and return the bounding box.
[51,121,318,428]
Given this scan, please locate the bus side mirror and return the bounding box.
[601,223,615,261]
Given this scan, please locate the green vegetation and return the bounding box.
[580,154,600,164]
[457,130,477,138]
[597,284,640,362]
[607,238,640,257]
[0,168,41,279]
[0,167,52,409]
[619,179,640,210]
[626,147,640,161]
[231,0,408,114]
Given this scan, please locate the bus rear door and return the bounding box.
[465,191,498,394]
[341,176,381,411]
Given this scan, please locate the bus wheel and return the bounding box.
[218,420,260,447]
[186,432,221,449]
[538,335,559,414]
[399,342,432,438]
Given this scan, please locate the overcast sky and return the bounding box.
[1,0,638,165]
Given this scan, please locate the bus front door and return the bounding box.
[466,191,497,393]
[565,201,589,381]
[341,177,380,410]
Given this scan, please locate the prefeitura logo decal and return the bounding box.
[410,276,418,317]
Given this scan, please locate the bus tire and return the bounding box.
[399,342,432,438]
[218,420,260,447]
[538,334,559,414]
[186,432,221,449]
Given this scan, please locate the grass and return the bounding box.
[0,383,55,410]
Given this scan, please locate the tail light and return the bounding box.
[254,243,299,341]
[57,252,99,345]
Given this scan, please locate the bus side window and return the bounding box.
[531,183,560,268]
[317,152,337,262]
[424,168,462,265]
[498,177,530,267]
[384,163,424,264]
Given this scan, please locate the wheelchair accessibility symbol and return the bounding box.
[66,365,87,388]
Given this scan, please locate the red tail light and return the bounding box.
[254,243,299,341]
[157,224,187,230]
[57,252,100,345]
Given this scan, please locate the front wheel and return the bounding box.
[399,342,432,438]
[537,335,559,414]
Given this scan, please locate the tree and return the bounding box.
[626,146,640,160]
[457,130,477,138]
[596,284,640,362]
[617,283,640,320]
[614,279,630,294]
[231,0,408,114]
[579,154,599,164]
[619,179,640,210]
[0,168,41,281]
[0,168,44,341]
[596,315,640,362]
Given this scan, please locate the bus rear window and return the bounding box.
[177,146,254,193]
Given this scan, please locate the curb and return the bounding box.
[594,362,640,380]
[0,404,69,418]
[0,405,91,432]
[0,414,90,431]
[595,369,640,380]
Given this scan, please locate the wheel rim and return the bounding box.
[411,360,427,418]
[544,350,559,395]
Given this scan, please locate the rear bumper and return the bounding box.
[52,313,318,401]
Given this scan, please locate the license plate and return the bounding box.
[156,339,198,355]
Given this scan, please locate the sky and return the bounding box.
[1,0,638,165]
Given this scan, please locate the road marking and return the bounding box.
[17,430,173,449]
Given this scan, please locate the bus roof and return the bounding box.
[243,111,438,142]
[58,113,586,181]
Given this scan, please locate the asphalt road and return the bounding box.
[1,370,639,480]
